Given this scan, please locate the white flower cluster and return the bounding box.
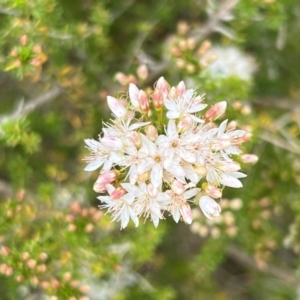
[84,77,249,229]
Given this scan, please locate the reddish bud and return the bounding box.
[204,101,227,121]
[152,89,163,111]
[110,186,126,200]
[138,90,149,113]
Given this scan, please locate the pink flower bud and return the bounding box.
[79,285,90,293]
[202,183,222,199]
[115,72,128,86]
[156,77,169,96]
[178,40,187,51]
[220,162,241,173]
[30,58,42,66]
[137,64,148,80]
[147,183,158,197]
[0,246,10,256]
[85,223,94,233]
[128,131,142,148]
[204,101,227,121]
[27,259,37,269]
[152,89,163,111]
[171,180,185,195]
[145,125,158,141]
[68,224,77,232]
[101,136,123,150]
[177,116,193,132]
[241,154,258,164]
[177,81,186,97]
[199,196,221,219]
[21,252,30,260]
[110,186,126,200]
[32,45,42,53]
[187,37,196,50]
[180,203,193,224]
[138,90,149,113]
[169,86,177,99]
[20,35,28,46]
[37,264,47,273]
[39,252,48,261]
[10,48,18,57]
[94,170,118,193]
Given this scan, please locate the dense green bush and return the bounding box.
[1,0,300,299]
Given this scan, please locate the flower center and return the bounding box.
[171,141,178,148]
[155,156,161,162]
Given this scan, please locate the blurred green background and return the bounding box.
[1,0,300,299]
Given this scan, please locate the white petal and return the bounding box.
[84,139,101,150]
[220,174,243,188]
[167,120,178,138]
[218,119,228,136]
[107,96,127,118]
[128,121,151,130]
[166,110,180,119]
[172,209,181,223]
[151,164,163,187]
[229,172,247,178]
[84,159,104,171]
[129,83,140,108]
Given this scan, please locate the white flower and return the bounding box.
[84,139,122,172]
[122,183,170,227]
[164,89,207,122]
[156,119,196,164]
[98,184,138,229]
[199,196,221,219]
[138,134,185,187]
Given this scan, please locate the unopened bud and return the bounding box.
[156,77,169,96]
[177,81,186,97]
[137,64,148,81]
[115,72,128,86]
[94,170,118,193]
[180,203,193,224]
[110,186,126,200]
[199,196,221,219]
[138,90,149,113]
[27,259,37,269]
[128,131,142,148]
[204,101,227,121]
[171,180,185,195]
[177,116,193,132]
[187,38,196,50]
[147,183,158,197]
[101,136,123,150]
[186,64,195,73]
[145,125,158,141]
[152,89,163,110]
[20,35,28,46]
[197,40,212,57]
[177,21,189,35]
[85,223,94,233]
[169,86,177,99]
[202,183,222,199]
[241,154,258,164]
[178,40,187,51]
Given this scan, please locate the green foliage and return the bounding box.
[1,0,300,299]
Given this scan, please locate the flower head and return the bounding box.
[84,77,252,229]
